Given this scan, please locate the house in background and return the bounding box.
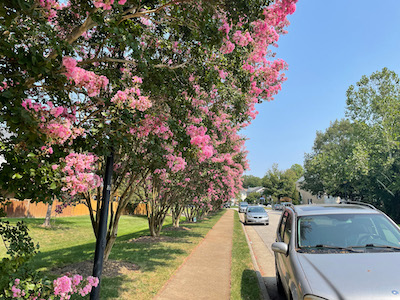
[239,186,266,203]
[296,177,340,204]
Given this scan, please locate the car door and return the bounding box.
[276,209,294,297]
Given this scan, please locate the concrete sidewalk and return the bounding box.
[155,209,234,300]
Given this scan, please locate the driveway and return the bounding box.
[239,209,286,300]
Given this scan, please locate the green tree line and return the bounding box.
[242,163,304,204]
[302,68,400,222]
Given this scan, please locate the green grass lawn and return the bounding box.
[1,209,260,299]
[230,211,261,300]
[0,212,224,299]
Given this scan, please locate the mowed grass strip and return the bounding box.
[0,211,224,299]
[231,211,261,300]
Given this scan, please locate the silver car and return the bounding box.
[239,201,249,213]
[244,206,269,225]
[272,203,400,300]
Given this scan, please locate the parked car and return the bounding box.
[273,204,283,211]
[280,202,292,208]
[244,206,269,225]
[239,201,249,213]
[272,203,400,300]
[223,202,230,208]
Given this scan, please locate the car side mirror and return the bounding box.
[271,242,288,255]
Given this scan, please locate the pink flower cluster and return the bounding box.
[63,57,109,97]
[37,0,68,23]
[53,275,99,300]
[92,0,126,10]
[22,99,82,146]
[11,279,25,298]
[0,81,8,92]
[111,86,152,111]
[232,30,253,47]
[165,154,187,173]
[11,275,98,300]
[128,114,172,140]
[61,152,102,196]
[186,125,214,162]
[219,39,235,54]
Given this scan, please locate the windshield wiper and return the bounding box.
[312,244,362,253]
[363,244,400,251]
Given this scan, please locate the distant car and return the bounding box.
[274,204,283,211]
[239,202,249,213]
[266,204,272,208]
[244,206,269,225]
[272,203,400,300]
[280,202,292,208]
[223,202,230,208]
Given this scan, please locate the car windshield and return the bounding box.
[247,207,265,213]
[240,203,248,207]
[298,214,400,249]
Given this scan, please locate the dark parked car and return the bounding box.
[272,203,400,300]
[223,202,230,208]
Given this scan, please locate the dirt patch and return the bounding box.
[50,260,140,278]
[128,235,177,243]
[163,226,191,231]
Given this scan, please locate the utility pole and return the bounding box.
[90,152,114,300]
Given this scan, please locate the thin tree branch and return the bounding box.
[377,178,395,197]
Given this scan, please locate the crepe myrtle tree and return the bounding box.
[0,0,298,259]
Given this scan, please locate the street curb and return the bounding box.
[241,221,271,300]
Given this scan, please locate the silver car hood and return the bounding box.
[298,252,400,300]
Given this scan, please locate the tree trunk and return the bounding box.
[171,204,183,228]
[148,211,166,237]
[42,203,52,227]
[172,215,180,227]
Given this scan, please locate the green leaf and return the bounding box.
[12,173,22,179]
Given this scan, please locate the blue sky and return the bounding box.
[242,0,400,178]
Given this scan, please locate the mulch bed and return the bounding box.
[50,260,140,278]
[163,226,191,231]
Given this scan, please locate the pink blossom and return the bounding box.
[61,153,101,196]
[62,56,109,97]
[53,276,72,299]
[220,40,235,54]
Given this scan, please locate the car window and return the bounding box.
[278,210,289,242]
[283,213,292,244]
[298,213,400,249]
[247,207,265,213]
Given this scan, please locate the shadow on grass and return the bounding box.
[241,269,261,300]
[21,211,223,299]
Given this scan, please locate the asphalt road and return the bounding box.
[240,209,286,300]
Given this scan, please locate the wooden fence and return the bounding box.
[1,199,148,218]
